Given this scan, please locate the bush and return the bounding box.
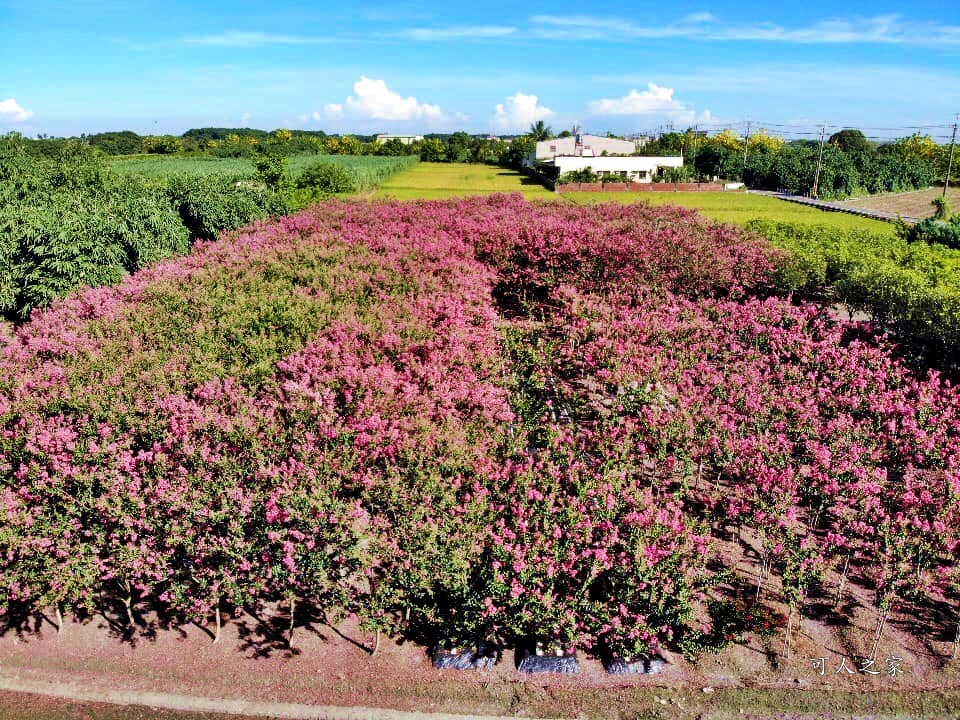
[0,143,189,318]
[290,161,358,207]
[165,174,287,241]
[748,218,960,352]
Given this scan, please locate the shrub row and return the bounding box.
[747,219,960,356]
[3,197,960,662]
[1,140,390,319]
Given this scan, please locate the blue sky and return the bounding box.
[1,1,958,142]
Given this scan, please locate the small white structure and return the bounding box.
[551,155,684,183]
[375,134,423,145]
[529,134,640,163]
[523,132,680,183]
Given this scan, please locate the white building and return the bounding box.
[551,155,684,183]
[524,133,681,183]
[375,134,424,145]
[529,134,640,163]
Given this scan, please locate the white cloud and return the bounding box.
[529,13,960,46]
[240,112,251,127]
[180,30,331,47]
[322,76,444,122]
[0,98,34,122]
[588,84,712,125]
[395,25,517,40]
[492,92,554,131]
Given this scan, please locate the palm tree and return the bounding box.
[529,120,554,142]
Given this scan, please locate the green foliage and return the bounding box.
[750,218,960,352]
[829,129,874,153]
[376,138,410,156]
[501,136,535,169]
[418,138,446,163]
[0,138,190,317]
[252,152,287,191]
[164,174,286,241]
[558,167,599,184]
[528,121,553,141]
[86,130,143,156]
[142,135,184,154]
[663,165,692,183]
[677,600,780,661]
[290,161,359,207]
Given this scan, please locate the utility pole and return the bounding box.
[812,125,827,199]
[944,115,958,198]
[742,121,752,165]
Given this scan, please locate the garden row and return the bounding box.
[2,196,960,668]
[749,219,960,362]
[0,136,415,319]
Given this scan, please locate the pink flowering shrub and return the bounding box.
[2,195,960,660]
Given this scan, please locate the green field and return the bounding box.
[374,162,556,200]
[375,163,895,233]
[566,190,897,233]
[109,153,414,185]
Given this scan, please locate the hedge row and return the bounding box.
[747,219,960,357]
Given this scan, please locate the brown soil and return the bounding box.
[837,187,960,219]
[1,545,958,720]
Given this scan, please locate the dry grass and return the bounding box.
[838,186,960,219]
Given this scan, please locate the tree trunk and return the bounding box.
[953,617,959,661]
[123,586,134,627]
[835,554,850,607]
[782,606,794,658]
[213,602,222,645]
[55,604,63,636]
[869,610,888,660]
[755,549,769,603]
[371,629,381,658]
[288,597,296,646]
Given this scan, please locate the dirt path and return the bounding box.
[0,672,542,720]
[747,190,921,223]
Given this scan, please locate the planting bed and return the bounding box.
[2,195,960,713]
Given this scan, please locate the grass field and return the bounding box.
[376,163,896,233]
[373,162,556,200]
[109,153,408,182]
[566,190,897,232]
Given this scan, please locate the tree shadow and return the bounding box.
[234,604,301,659]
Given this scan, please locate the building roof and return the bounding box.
[534,134,639,160]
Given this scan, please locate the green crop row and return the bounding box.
[110,152,417,188]
[748,219,960,354]
[0,137,417,319]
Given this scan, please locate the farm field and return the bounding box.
[377,163,896,231]
[373,162,556,200]
[837,186,960,219]
[109,153,418,192]
[563,190,896,232]
[2,196,960,720]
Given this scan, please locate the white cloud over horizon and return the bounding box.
[492,92,554,131]
[0,98,34,122]
[587,84,712,125]
[529,13,960,47]
[395,25,517,40]
[180,30,333,47]
[322,76,445,123]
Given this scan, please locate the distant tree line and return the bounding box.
[12,124,951,199]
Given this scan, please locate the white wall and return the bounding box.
[554,155,683,182]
